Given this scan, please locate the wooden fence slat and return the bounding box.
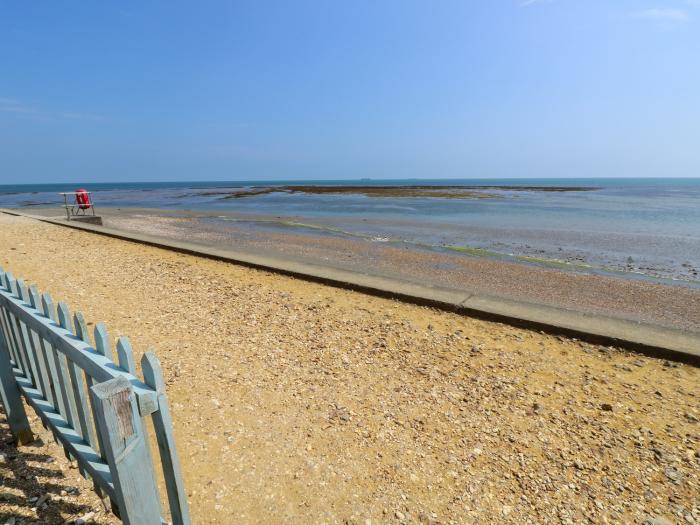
[4,274,32,379]
[10,309,32,379]
[90,377,163,525]
[13,374,115,499]
[72,312,98,451]
[16,281,43,393]
[0,309,33,444]
[116,337,136,374]
[142,352,191,525]
[0,292,158,414]
[11,278,34,382]
[0,301,20,369]
[73,311,89,343]
[118,340,162,518]
[72,311,111,508]
[94,323,114,362]
[58,303,96,466]
[41,293,75,428]
[28,286,55,409]
[40,294,69,424]
[0,273,187,521]
[87,322,113,476]
[0,271,20,367]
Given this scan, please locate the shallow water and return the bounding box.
[1,178,699,282]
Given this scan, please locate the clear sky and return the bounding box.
[1,1,699,183]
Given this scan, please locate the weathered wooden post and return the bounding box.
[90,376,162,525]
[142,352,191,525]
[0,316,34,444]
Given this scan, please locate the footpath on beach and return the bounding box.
[0,211,698,524]
[3,209,698,363]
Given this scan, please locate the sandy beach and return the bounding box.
[1,213,699,524]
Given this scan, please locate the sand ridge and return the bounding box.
[0,213,698,525]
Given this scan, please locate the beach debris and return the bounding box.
[643,517,674,525]
[600,403,614,412]
[75,511,95,525]
[664,466,682,483]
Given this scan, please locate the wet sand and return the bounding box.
[0,213,699,525]
[34,206,700,334]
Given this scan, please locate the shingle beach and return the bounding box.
[0,213,698,525]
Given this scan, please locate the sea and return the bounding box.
[1,178,699,284]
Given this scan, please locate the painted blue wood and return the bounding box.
[89,321,115,465]
[4,274,32,379]
[0,270,188,523]
[93,323,114,362]
[0,314,34,444]
[51,302,79,436]
[0,271,21,368]
[5,276,27,368]
[28,285,54,408]
[39,293,69,423]
[116,337,136,374]
[142,352,191,525]
[11,278,35,381]
[72,311,111,507]
[58,303,96,461]
[13,373,115,498]
[90,377,163,525]
[73,311,89,343]
[16,281,43,392]
[0,300,20,369]
[0,292,158,414]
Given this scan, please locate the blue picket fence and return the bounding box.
[0,266,190,525]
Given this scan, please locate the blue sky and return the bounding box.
[1,1,699,183]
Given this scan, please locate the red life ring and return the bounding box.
[75,189,91,210]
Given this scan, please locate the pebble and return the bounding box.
[75,511,95,525]
[664,466,682,483]
[644,517,674,525]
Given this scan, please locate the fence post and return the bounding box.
[142,352,191,525]
[89,376,162,525]
[0,319,33,444]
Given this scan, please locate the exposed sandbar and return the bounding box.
[192,184,600,200]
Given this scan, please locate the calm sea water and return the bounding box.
[1,178,699,282]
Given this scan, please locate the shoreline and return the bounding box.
[15,204,700,285]
[5,208,700,356]
[44,208,700,326]
[3,177,698,287]
[0,212,698,524]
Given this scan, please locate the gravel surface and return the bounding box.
[0,213,698,525]
[0,407,114,525]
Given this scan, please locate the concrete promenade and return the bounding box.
[3,209,698,364]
